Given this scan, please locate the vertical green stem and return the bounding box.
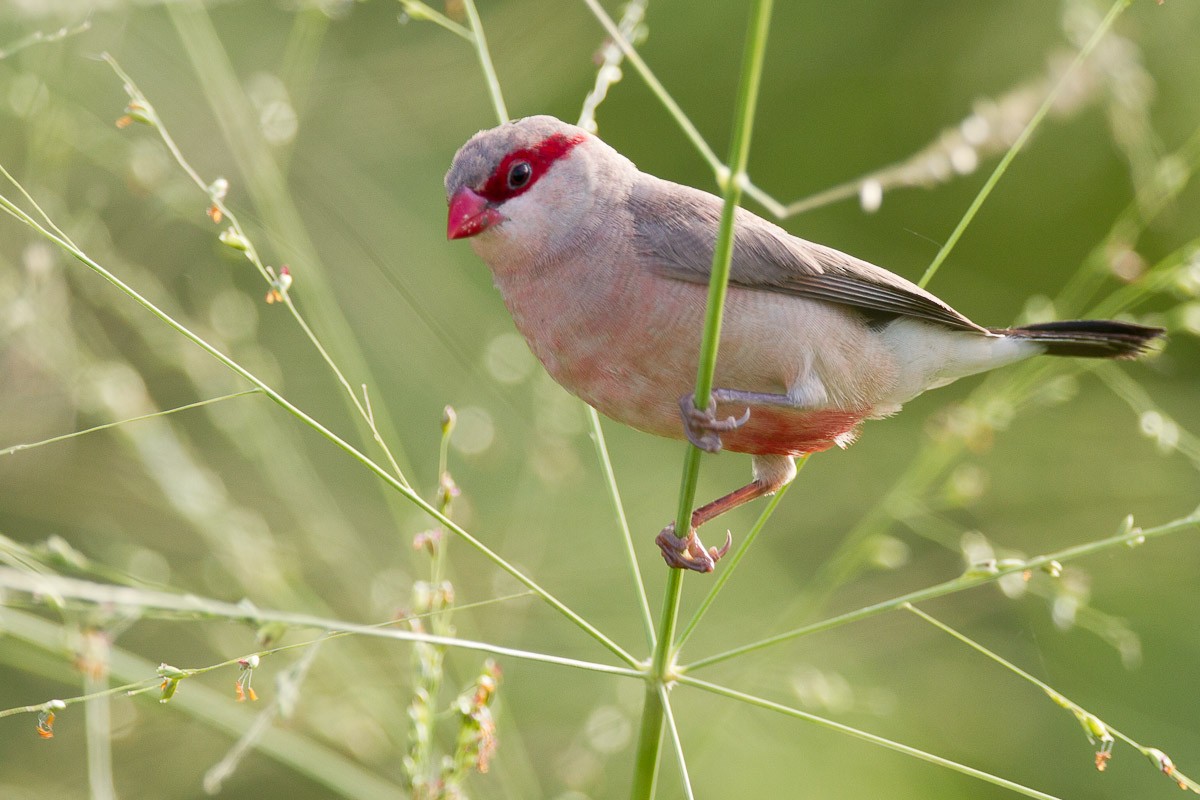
[462,0,509,124]
[629,682,666,798]
[630,1,775,796]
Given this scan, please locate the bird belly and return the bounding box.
[496,264,890,454]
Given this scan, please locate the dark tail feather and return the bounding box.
[992,320,1165,359]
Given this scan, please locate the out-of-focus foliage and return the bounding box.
[0,1,1197,798]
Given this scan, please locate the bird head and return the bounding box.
[445,115,633,273]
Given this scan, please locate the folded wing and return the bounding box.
[629,176,988,334]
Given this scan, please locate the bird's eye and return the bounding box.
[506,160,532,190]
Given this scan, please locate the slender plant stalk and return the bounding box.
[398,0,472,41]
[462,0,508,123]
[905,604,1200,791]
[0,162,76,246]
[629,683,665,800]
[0,190,638,669]
[165,4,422,503]
[587,407,657,650]
[577,0,647,132]
[1057,121,1200,312]
[658,684,696,800]
[1,596,534,722]
[0,607,404,800]
[84,672,116,800]
[104,52,414,489]
[203,643,324,794]
[0,567,640,680]
[631,2,775,796]
[917,0,1131,289]
[685,510,1200,671]
[0,19,91,60]
[678,675,1063,800]
[1094,363,1200,467]
[0,390,261,456]
[674,475,795,650]
[579,0,722,175]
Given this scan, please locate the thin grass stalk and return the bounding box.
[674,475,794,650]
[658,684,695,800]
[0,20,91,60]
[905,604,1200,791]
[685,510,1200,671]
[0,607,404,800]
[631,1,775,796]
[84,674,116,800]
[0,192,638,669]
[917,0,1132,289]
[579,0,722,174]
[587,406,657,650]
[0,568,641,679]
[397,1,472,41]
[0,390,261,456]
[903,605,1136,750]
[678,675,1062,800]
[163,4,419,491]
[462,0,508,123]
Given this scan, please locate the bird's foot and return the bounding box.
[678,395,751,453]
[655,523,732,573]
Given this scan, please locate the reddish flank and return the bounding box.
[719,406,866,457]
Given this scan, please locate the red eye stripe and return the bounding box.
[478,132,587,202]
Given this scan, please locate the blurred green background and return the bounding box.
[0,1,1198,798]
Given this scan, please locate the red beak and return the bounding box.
[447,187,504,240]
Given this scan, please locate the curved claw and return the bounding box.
[709,530,733,561]
[709,406,751,432]
[678,395,752,454]
[655,524,733,574]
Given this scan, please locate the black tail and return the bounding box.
[992,320,1165,359]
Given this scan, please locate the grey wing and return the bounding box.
[629,176,987,334]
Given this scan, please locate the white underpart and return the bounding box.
[786,348,831,408]
[751,453,797,492]
[877,318,1043,413]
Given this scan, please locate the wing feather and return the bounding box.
[629,176,987,334]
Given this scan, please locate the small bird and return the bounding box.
[445,115,1163,573]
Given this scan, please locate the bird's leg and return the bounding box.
[678,394,750,453]
[680,387,802,454]
[711,388,798,408]
[656,454,797,573]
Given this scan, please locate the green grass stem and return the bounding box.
[0,390,261,456]
[917,0,1132,289]
[0,567,639,679]
[674,473,797,650]
[0,607,405,800]
[685,510,1200,671]
[579,0,722,175]
[587,407,657,650]
[632,2,775,796]
[906,603,1200,792]
[0,187,638,670]
[679,675,1063,800]
[462,0,508,123]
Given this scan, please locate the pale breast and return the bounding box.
[494,253,900,455]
